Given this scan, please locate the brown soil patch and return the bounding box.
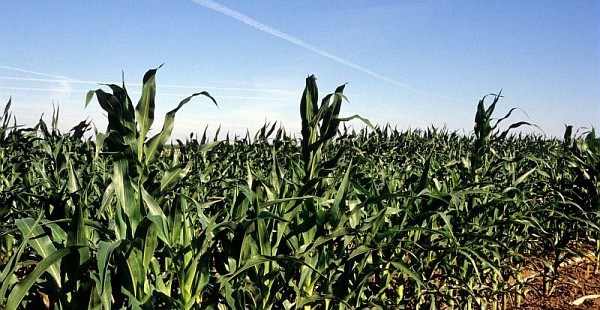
[508,255,600,309]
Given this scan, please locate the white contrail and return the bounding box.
[0,86,289,101]
[0,86,87,93]
[0,67,294,93]
[190,0,420,91]
[0,76,98,85]
[0,65,72,80]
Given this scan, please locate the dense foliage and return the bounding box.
[0,68,598,309]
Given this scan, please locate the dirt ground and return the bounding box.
[509,257,600,309]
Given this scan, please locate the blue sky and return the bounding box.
[0,1,598,139]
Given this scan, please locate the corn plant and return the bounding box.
[84,65,219,308]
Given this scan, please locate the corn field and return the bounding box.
[0,68,598,309]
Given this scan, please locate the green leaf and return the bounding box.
[253,210,289,223]
[6,246,84,310]
[196,140,221,153]
[66,155,80,194]
[388,260,425,288]
[331,159,352,227]
[135,219,158,270]
[348,245,376,261]
[135,66,161,144]
[85,90,96,108]
[160,160,193,192]
[114,159,140,235]
[15,218,61,287]
[143,190,170,247]
[514,167,536,186]
[144,91,217,166]
[0,214,45,305]
[335,114,376,131]
[125,247,144,299]
[300,227,356,255]
[63,202,91,295]
[67,204,89,255]
[96,240,121,309]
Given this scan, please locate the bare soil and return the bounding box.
[509,256,600,309]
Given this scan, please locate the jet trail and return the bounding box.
[0,66,294,93]
[0,65,74,80]
[190,0,419,91]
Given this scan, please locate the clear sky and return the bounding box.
[1,1,598,139]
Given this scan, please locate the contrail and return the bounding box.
[0,86,289,101]
[0,65,296,94]
[0,76,99,85]
[190,0,421,92]
[0,86,86,93]
[0,75,293,93]
[0,65,72,80]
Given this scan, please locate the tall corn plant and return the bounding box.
[424,93,537,309]
[471,92,535,180]
[85,66,217,308]
[288,75,381,308]
[300,75,373,184]
[562,127,600,273]
[0,99,16,257]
